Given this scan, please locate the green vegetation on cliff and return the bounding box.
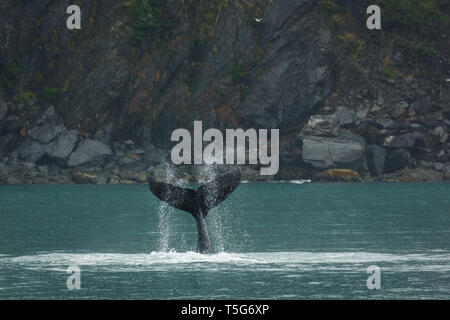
[130,0,167,44]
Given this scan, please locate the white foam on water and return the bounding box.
[1,251,449,273]
[289,180,311,184]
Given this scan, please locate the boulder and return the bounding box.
[313,169,361,183]
[385,149,412,173]
[366,145,386,177]
[15,139,46,162]
[302,133,367,172]
[68,139,112,167]
[45,129,78,160]
[28,123,65,144]
[7,175,23,185]
[301,115,340,137]
[383,134,416,148]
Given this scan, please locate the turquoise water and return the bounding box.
[0,182,449,299]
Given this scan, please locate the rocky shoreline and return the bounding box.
[0,104,448,185]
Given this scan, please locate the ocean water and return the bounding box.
[0,182,449,299]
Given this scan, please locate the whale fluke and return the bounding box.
[148,168,241,253]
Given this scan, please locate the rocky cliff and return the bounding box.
[0,0,449,184]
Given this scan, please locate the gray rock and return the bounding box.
[36,106,60,126]
[302,133,367,172]
[383,134,416,148]
[385,149,412,173]
[366,145,386,177]
[0,162,8,180]
[405,76,418,89]
[356,109,369,119]
[301,115,340,137]
[410,96,432,115]
[15,139,46,162]
[0,97,7,134]
[5,115,22,132]
[68,139,112,167]
[7,175,23,185]
[28,123,65,144]
[334,107,356,127]
[377,92,384,106]
[45,129,78,160]
[0,134,20,158]
[392,101,409,118]
[377,119,396,129]
[38,165,48,176]
[394,51,402,62]
[432,126,448,144]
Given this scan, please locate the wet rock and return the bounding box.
[302,133,367,172]
[45,129,78,160]
[383,134,416,148]
[366,145,386,177]
[68,139,112,167]
[313,169,361,183]
[385,149,412,173]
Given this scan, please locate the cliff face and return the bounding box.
[0,0,449,184]
[0,0,332,142]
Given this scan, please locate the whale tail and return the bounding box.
[148,168,241,217]
[148,168,241,254]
